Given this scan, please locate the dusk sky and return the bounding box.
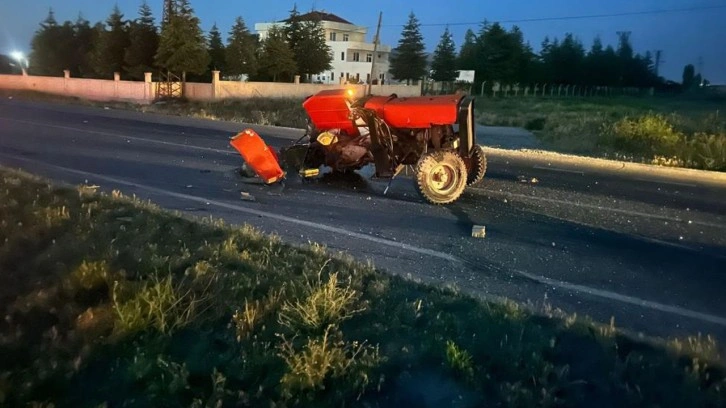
[1,0,724,83]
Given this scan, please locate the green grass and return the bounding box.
[1,166,725,407]
[475,95,726,170]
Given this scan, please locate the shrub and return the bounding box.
[606,113,682,156]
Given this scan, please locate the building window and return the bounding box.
[353,52,360,62]
[378,54,382,59]
[366,53,372,62]
[341,52,345,61]
[330,72,334,81]
[329,32,336,41]
[343,33,349,41]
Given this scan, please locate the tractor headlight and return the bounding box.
[316,131,338,146]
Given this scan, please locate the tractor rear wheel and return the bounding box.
[464,145,487,186]
[415,150,468,205]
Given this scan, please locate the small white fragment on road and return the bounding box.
[688,220,692,224]
[83,120,88,123]
[552,242,556,247]
[240,192,255,202]
[104,106,110,110]
[472,225,486,238]
[531,177,539,184]
[186,185,193,188]
[8,96,12,99]
[366,196,371,200]
[503,198,508,203]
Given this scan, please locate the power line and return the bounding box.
[371,4,726,29]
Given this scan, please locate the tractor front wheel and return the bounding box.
[415,150,468,205]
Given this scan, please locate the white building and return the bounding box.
[254,11,391,85]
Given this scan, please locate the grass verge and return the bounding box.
[475,96,726,171]
[0,89,308,129]
[1,166,724,407]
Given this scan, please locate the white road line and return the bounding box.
[0,154,460,264]
[0,117,236,156]
[514,269,726,327]
[532,165,585,175]
[3,153,726,328]
[634,177,698,188]
[489,190,726,230]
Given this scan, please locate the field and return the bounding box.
[475,95,726,171]
[1,167,725,407]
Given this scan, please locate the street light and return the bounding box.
[10,51,28,75]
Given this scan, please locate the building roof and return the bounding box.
[282,11,353,25]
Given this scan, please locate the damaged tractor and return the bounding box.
[230,89,487,205]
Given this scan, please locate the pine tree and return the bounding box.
[259,25,296,82]
[431,26,457,82]
[207,23,226,73]
[389,12,427,84]
[225,17,258,78]
[29,9,65,75]
[682,64,696,89]
[294,16,332,80]
[457,29,478,71]
[91,5,131,77]
[155,0,211,82]
[124,0,159,80]
[72,14,95,77]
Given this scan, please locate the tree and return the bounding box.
[207,23,226,72]
[258,25,296,82]
[294,16,333,80]
[29,9,70,76]
[280,6,332,81]
[124,0,159,80]
[682,64,696,89]
[457,29,478,71]
[389,12,427,84]
[155,0,210,82]
[90,5,131,77]
[225,17,258,78]
[431,27,457,82]
[72,14,95,77]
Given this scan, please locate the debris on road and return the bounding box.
[531,177,539,184]
[186,185,193,188]
[472,225,486,238]
[240,191,256,202]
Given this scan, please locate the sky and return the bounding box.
[1,0,724,83]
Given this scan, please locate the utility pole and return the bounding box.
[654,50,662,76]
[368,11,383,96]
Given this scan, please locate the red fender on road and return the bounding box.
[230,128,285,184]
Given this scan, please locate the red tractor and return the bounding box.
[231,89,487,205]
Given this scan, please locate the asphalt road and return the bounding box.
[1,99,725,344]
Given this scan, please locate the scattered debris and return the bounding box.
[552,242,556,247]
[185,185,193,188]
[531,177,539,184]
[83,120,88,124]
[366,196,372,200]
[472,225,486,238]
[240,191,255,202]
[104,106,110,110]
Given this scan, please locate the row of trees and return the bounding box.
[27,1,332,83]
[391,13,705,90]
[21,4,706,90]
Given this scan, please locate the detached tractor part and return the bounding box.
[229,89,488,205]
[230,129,285,184]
